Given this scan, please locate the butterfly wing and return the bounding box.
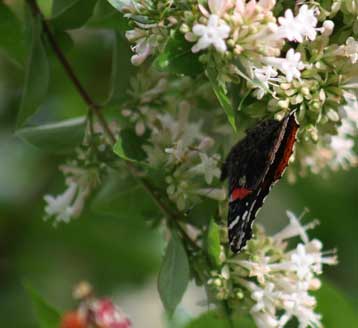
[249,113,299,223]
[222,114,297,253]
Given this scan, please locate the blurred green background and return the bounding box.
[0,0,357,327]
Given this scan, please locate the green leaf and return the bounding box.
[0,2,25,64]
[316,281,358,328]
[92,173,161,220]
[158,232,190,315]
[51,0,97,30]
[185,311,255,328]
[207,218,221,268]
[153,31,204,77]
[87,0,129,32]
[17,13,50,128]
[105,32,135,106]
[16,117,86,153]
[113,128,147,163]
[24,283,61,328]
[206,67,237,132]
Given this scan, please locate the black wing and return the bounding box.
[222,114,297,253]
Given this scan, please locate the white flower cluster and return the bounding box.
[299,91,358,175]
[44,159,101,225]
[122,74,225,210]
[209,211,337,328]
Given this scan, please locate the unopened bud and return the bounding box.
[322,20,335,36]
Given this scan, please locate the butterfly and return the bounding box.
[221,112,299,253]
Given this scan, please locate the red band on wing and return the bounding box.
[274,118,299,180]
[230,188,252,202]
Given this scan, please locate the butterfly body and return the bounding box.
[221,113,299,253]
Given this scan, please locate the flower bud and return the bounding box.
[60,312,85,328]
[322,20,334,36]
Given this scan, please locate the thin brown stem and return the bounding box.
[26,0,116,144]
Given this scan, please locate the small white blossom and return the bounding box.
[190,153,221,184]
[273,210,317,243]
[192,15,230,53]
[329,134,356,169]
[252,65,278,99]
[265,49,305,82]
[277,5,319,42]
[44,182,88,225]
[130,36,155,65]
[208,0,232,16]
[165,140,187,163]
[343,37,358,64]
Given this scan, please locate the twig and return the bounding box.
[26,0,115,145]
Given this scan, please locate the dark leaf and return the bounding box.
[105,32,135,106]
[51,0,97,30]
[153,31,203,77]
[0,2,25,64]
[206,66,236,132]
[113,128,147,162]
[158,232,190,315]
[16,117,86,153]
[16,13,50,128]
[87,0,130,32]
[92,173,161,220]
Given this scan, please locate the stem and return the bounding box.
[26,0,115,145]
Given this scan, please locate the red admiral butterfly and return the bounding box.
[221,113,299,253]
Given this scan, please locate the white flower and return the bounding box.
[44,182,77,223]
[130,37,154,65]
[44,182,88,225]
[264,49,305,82]
[279,291,322,328]
[344,37,358,64]
[192,14,230,53]
[252,65,278,99]
[290,244,316,280]
[329,134,356,169]
[165,140,187,163]
[208,0,232,16]
[277,5,319,42]
[253,311,279,328]
[190,153,221,184]
[273,210,317,243]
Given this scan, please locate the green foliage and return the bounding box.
[153,31,204,77]
[16,117,86,153]
[88,0,129,32]
[0,2,25,64]
[206,218,221,269]
[316,281,358,327]
[105,32,135,106]
[17,13,49,128]
[92,173,160,220]
[185,311,255,328]
[113,128,148,162]
[206,66,237,132]
[24,283,61,328]
[51,0,98,30]
[158,232,190,315]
